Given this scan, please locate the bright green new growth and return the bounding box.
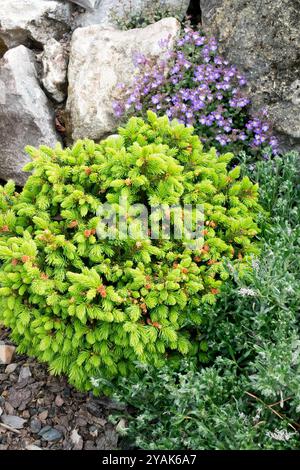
[0,112,262,393]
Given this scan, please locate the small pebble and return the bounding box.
[30,418,42,434]
[89,425,98,437]
[0,344,16,365]
[86,402,102,417]
[4,402,15,415]
[38,410,48,421]
[38,425,51,436]
[18,366,32,382]
[55,395,64,407]
[5,363,18,374]
[39,426,62,442]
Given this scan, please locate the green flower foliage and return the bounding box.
[0,112,262,392]
[109,0,186,30]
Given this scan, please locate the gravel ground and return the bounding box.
[0,328,121,450]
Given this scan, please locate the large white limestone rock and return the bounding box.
[0,46,61,185]
[0,0,72,53]
[66,18,180,141]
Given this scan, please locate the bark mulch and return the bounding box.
[0,329,122,450]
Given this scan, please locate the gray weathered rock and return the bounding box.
[200,0,300,150]
[200,0,222,25]
[76,0,189,28]
[66,18,180,141]
[0,46,61,185]
[0,0,72,54]
[41,39,68,103]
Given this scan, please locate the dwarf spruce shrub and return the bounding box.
[0,113,262,392]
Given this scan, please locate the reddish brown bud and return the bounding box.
[84,229,92,238]
[140,303,147,313]
[69,220,78,228]
[207,259,217,265]
[97,285,107,298]
[211,288,220,295]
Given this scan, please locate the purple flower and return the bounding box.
[112,102,124,117]
[253,134,267,145]
[195,37,205,46]
[269,136,279,152]
[238,76,247,86]
[216,134,230,146]
[214,56,223,65]
[262,123,269,132]
[113,26,277,159]
[158,37,171,48]
[238,132,247,141]
[151,94,161,105]
[171,64,180,75]
[229,96,250,108]
[200,115,214,126]
[132,52,147,66]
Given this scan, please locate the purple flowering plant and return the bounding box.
[113,28,278,159]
